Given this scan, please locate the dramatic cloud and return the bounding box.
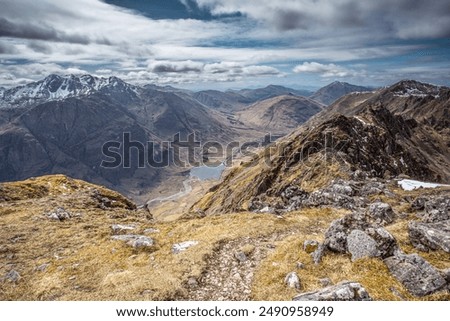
[0,0,449,88]
[293,62,359,78]
[193,0,450,38]
[0,62,88,87]
[0,18,106,45]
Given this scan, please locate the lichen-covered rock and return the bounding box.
[46,207,75,221]
[111,224,135,235]
[366,202,395,225]
[411,195,449,223]
[303,240,319,254]
[172,241,198,254]
[311,243,327,265]
[3,270,21,283]
[424,197,449,222]
[323,213,398,260]
[347,230,379,261]
[111,235,154,249]
[411,197,426,210]
[234,251,248,263]
[143,228,160,234]
[293,281,371,301]
[384,251,446,297]
[285,272,301,290]
[409,220,450,253]
[364,227,398,258]
[324,212,368,253]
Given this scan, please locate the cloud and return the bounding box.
[293,62,359,78]
[149,60,203,73]
[0,62,88,87]
[0,18,99,45]
[193,0,450,39]
[0,0,449,88]
[0,41,18,54]
[133,60,282,84]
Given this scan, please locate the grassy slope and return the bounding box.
[1,175,449,301]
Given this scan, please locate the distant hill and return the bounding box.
[236,94,324,135]
[193,85,313,110]
[310,81,372,105]
[236,85,313,102]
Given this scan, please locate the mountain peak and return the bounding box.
[388,79,441,98]
[310,81,372,105]
[0,74,138,108]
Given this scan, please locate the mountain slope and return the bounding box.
[192,90,252,110]
[310,81,372,105]
[2,174,448,301]
[0,75,241,198]
[193,80,450,215]
[236,95,324,134]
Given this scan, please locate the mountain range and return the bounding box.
[0,74,368,198]
[193,80,450,215]
[1,77,449,301]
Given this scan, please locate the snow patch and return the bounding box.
[398,179,450,191]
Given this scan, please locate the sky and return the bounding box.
[0,0,449,90]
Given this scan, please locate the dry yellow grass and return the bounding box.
[252,192,450,301]
[1,174,449,301]
[0,176,339,300]
[252,233,450,301]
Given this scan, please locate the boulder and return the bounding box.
[347,230,379,261]
[324,213,368,253]
[3,270,20,283]
[409,220,450,253]
[412,196,449,223]
[311,243,327,265]
[46,207,74,221]
[384,251,446,296]
[323,213,398,259]
[111,235,154,249]
[234,251,248,263]
[293,281,371,301]
[303,240,319,254]
[411,197,426,211]
[285,272,301,290]
[366,202,395,225]
[111,224,135,235]
[364,227,398,258]
[172,241,198,254]
[360,181,386,196]
[424,196,449,222]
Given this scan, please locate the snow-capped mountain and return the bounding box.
[0,74,140,108]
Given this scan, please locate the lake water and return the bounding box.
[190,163,225,180]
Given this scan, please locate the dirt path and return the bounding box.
[180,230,297,301]
[146,178,195,206]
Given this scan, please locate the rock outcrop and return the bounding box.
[409,220,450,253]
[293,281,372,301]
[384,251,447,296]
